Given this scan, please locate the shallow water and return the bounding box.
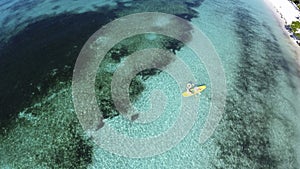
[0,0,300,168]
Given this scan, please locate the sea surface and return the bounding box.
[0,0,300,168]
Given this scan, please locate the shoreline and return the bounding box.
[263,0,300,166]
[263,0,300,66]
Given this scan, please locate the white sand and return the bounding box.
[263,0,300,67]
[263,0,299,41]
[264,0,300,25]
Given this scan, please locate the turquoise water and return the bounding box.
[0,0,300,168]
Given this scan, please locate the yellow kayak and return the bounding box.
[182,85,206,97]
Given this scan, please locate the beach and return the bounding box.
[263,0,300,65]
[264,0,299,25]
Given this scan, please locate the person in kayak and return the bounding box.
[186,82,196,94]
[186,81,201,96]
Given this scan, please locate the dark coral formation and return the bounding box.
[95,33,183,119]
[213,6,296,169]
[0,84,93,168]
[0,0,204,168]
